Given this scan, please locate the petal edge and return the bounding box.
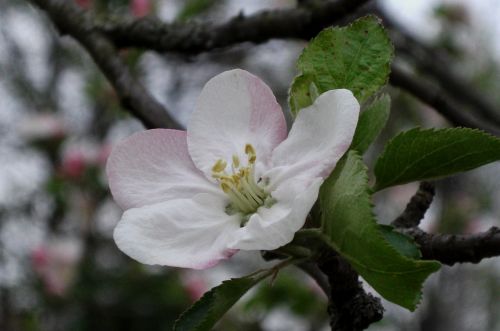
[269,89,359,187]
[114,194,240,269]
[187,69,287,178]
[107,129,219,209]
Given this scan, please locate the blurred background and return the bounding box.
[0,0,499,330]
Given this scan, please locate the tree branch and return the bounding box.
[390,64,500,136]
[392,182,435,229]
[403,227,500,266]
[316,250,383,331]
[96,1,500,135]
[392,183,500,265]
[97,0,371,54]
[376,9,500,127]
[292,232,384,330]
[28,0,181,129]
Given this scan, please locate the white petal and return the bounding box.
[114,194,240,269]
[187,69,287,178]
[269,89,359,187]
[106,129,220,210]
[228,178,323,250]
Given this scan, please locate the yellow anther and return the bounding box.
[212,159,227,173]
[219,175,234,184]
[245,143,256,156]
[248,154,256,164]
[232,154,240,168]
[220,182,231,193]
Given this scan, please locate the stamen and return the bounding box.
[247,167,266,196]
[222,184,252,213]
[244,144,255,155]
[245,144,257,164]
[221,180,255,213]
[211,143,272,218]
[212,159,227,173]
[220,182,231,194]
[232,155,240,168]
[240,177,264,204]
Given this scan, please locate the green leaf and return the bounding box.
[288,74,319,116]
[289,15,394,116]
[351,94,391,153]
[320,151,440,310]
[379,225,421,259]
[374,128,500,191]
[174,274,265,331]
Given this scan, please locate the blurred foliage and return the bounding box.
[244,273,326,317]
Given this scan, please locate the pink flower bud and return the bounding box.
[130,0,151,17]
[31,246,49,272]
[61,150,87,179]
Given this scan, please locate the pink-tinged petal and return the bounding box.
[228,178,323,250]
[268,89,359,188]
[106,129,220,210]
[114,194,240,269]
[187,69,287,178]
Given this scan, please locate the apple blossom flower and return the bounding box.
[107,69,359,269]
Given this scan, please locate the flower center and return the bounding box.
[211,144,273,216]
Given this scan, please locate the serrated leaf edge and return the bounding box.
[296,15,394,102]
[323,151,440,310]
[379,224,422,259]
[374,127,500,191]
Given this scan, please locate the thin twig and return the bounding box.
[392,182,435,229]
[297,262,331,299]
[29,0,181,129]
[390,64,500,136]
[392,184,500,265]
[376,8,500,127]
